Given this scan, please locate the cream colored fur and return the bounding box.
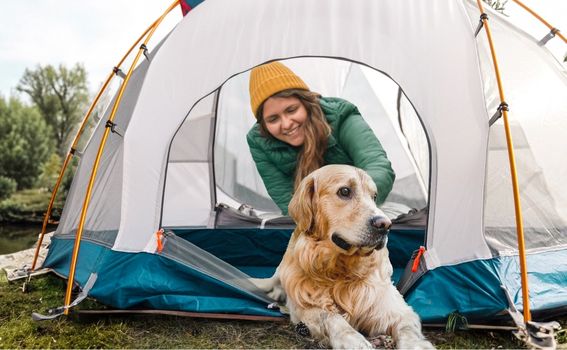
[253,165,434,349]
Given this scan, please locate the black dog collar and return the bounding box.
[331,233,353,251]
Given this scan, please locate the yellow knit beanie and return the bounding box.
[249,61,309,117]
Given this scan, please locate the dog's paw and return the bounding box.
[249,277,286,303]
[267,285,286,303]
[398,338,436,350]
[331,329,374,349]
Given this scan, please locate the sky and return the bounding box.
[0,0,565,98]
[0,1,181,98]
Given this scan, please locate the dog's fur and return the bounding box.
[252,165,433,349]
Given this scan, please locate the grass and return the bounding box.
[2,272,564,349]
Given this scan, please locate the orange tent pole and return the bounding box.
[30,18,163,272]
[476,0,531,322]
[62,0,181,316]
[510,0,567,44]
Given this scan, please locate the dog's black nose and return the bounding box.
[370,216,391,231]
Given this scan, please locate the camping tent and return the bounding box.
[38,0,567,325]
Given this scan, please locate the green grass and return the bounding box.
[2,272,564,349]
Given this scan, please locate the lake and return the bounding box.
[0,224,46,255]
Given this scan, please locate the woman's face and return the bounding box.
[262,95,308,146]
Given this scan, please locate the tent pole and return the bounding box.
[476,0,531,322]
[62,0,181,316]
[30,17,164,273]
[510,0,567,44]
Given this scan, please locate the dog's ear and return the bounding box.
[288,175,317,234]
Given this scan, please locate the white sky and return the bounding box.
[0,0,565,98]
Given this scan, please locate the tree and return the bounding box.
[0,96,54,189]
[17,64,89,156]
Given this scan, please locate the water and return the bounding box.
[0,224,45,255]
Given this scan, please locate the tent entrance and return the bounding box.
[163,57,431,231]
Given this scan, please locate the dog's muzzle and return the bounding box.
[367,215,391,250]
[331,216,392,251]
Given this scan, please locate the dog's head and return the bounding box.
[288,164,391,254]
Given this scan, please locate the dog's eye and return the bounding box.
[337,187,351,198]
[373,193,377,202]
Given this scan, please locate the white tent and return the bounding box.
[39,0,567,325]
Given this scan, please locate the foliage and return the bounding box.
[446,310,469,332]
[0,176,17,201]
[483,0,508,14]
[36,153,63,190]
[0,189,63,224]
[17,64,89,157]
[0,96,54,190]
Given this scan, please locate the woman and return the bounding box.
[247,61,395,215]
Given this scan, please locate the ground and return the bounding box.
[2,272,565,349]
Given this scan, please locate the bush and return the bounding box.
[0,176,17,201]
[36,153,63,190]
[0,96,54,189]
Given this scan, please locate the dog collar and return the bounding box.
[331,233,352,251]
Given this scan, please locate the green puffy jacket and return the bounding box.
[246,97,395,214]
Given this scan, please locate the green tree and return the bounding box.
[36,153,63,190]
[0,96,54,189]
[17,63,89,156]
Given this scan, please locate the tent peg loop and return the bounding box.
[475,13,489,37]
[113,66,126,79]
[140,44,150,61]
[105,120,123,137]
[489,101,509,126]
[538,28,560,46]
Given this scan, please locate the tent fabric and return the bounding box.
[42,0,567,322]
[56,43,161,239]
[406,248,567,322]
[44,237,281,316]
[462,1,567,258]
[116,0,492,266]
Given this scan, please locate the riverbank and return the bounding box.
[0,188,63,225]
[0,224,47,255]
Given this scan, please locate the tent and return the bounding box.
[34,0,567,327]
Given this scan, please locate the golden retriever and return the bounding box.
[253,164,434,349]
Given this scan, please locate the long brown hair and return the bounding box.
[256,89,332,190]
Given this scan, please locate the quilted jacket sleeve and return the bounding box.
[246,132,294,215]
[338,112,395,205]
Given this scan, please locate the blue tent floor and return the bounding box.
[42,228,567,323]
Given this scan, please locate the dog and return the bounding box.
[252,164,434,349]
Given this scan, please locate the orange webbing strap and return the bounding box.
[411,246,426,273]
[476,0,531,322]
[62,0,181,316]
[156,229,165,253]
[510,0,567,44]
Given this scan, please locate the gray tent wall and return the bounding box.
[462,1,567,255]
[55,52,155,244]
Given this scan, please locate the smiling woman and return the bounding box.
[246,61,395,215]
